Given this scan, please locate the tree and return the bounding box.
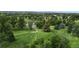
[0,16,15,42]
[28,20,33,30]
[43,16,51,32]
[10,16,17,28]
[71,22,79,37]
[50,33,70,48]
[67,20,75,33]
[54,15,66,30]
[17,16,26,30]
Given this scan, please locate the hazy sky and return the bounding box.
[0,0,79,12]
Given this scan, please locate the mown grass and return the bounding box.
[2,29,79,48]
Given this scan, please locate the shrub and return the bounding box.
[50,33,70,48]
[0,32,7,42]
[30,37,51,48]
[55,23,65,30]
[30,38,44,48]
[71,22,79,37]
[43,24,51,32]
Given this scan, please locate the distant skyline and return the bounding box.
[1,11,79,13]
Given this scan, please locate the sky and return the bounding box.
[0,0,79,12]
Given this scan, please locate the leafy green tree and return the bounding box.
[43,16,51,32]
[17,16,26,30]
[10,16,17,28]
[50,33,70,48]
[71,22,79,37]
[0,16,15,42]
[67,20,75,33]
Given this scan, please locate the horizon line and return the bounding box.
[1,11,79,13]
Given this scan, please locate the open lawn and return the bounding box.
[2,29,79,48]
